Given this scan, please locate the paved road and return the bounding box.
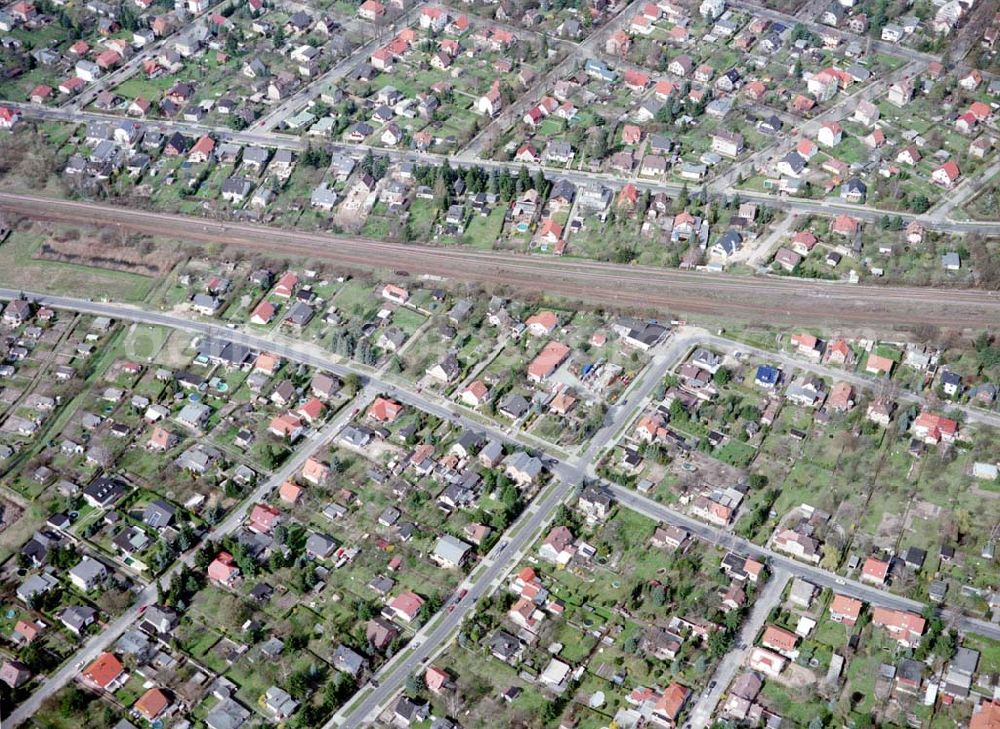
[709,60,925,195]
[607,484,1000,642]
[64,0,226,112]
[251,6,423,132]
[0,288,693,727]
[7,584,156,726]
[694,333,1000,431]
[578,336,701,464]
[688,569,791,729]
[730,0,1000,84]
[925,156,1000,222]
[329,471,581,727]
[329,335,697,726]
[5,394,365,728]
[727,211,795,270]
[5,291,1000,727]
[455,0,642,161]
[6,101,1000,235]
[5,194,1000,330]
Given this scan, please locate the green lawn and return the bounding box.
[121,324,171,360]
[0,229,156,303]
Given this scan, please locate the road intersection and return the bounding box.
[4,391,369,728]
[2,289,998,727]
[6,96,998,235]
[5,0,995,235]
[3,0,1000,719]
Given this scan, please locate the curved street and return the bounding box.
[2,289,998,728]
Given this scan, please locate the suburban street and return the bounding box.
[707,59,926,195]
[328,471,582,727]
[6,95,997,232]
[607,485,1000,642]
[251,6,424,131]
[695,333,1000,431]
[63,0,228,112]
[454,0,645,161]
[0,0,1000,716]
[2,288,1000,727]
[0,287,695,727]
[4,389,370,728]
[687,569,792,729]
[2,95,998,232]
[4,194,1000,330]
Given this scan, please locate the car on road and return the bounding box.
[457,588,468,601]
[498,541,508,552]
[836,578,845,585]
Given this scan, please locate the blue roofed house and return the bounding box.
[840,177,867,203]
[710,230,743,260]
[755,365,781,389]
[585,58,618,83]
[940,369,963,397]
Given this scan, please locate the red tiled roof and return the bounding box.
[369,397,403,423]
[655,682,691,720]
[297,397,325,422]
[528,341,570,380]
[389,591,425,619]
[526,311,558,332]
[972,699,1000,729]
[830,594,862,620]
[279,480,302,503]
[189,134,215,157]
[251,300,275,323]
[208,551,239,582]
[82,652,124,689]
[862,556,889,581]
[134,688,169,720]
[762,625,798,653]
[872,607,925,636]
[250,503,281,532]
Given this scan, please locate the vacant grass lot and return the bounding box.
[0,228,156,303]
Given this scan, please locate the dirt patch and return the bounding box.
[905,499,943,527]
[643,460,669,484]
[669,450,744,490]
[157,329,201,369]
[772,661,818,689]
[35,230,181,277]
[1,387,22,404]
[0,497,25,534]
[874,511,904,550]
[363,439,406,463]
[834,499,862,532]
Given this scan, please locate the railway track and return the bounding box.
[3,192,999,328]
